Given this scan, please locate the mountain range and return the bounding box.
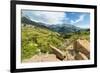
[21,16,84,34]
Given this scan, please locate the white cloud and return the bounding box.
[70,14,85,24]
[29,11,67,25]
[70,20,74,24]
[76,24,90,28]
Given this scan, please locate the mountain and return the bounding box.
[21,16,81,34]
[48,24,80,34]
[21,16,49,29]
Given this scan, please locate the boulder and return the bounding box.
[49,45,65,60]
[74,39,90,59]
[75,52,88,60]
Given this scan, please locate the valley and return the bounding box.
[21,16,90,62]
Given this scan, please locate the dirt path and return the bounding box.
[22,54,61,63]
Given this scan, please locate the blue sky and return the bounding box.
[22,10,90,28]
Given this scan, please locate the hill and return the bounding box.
[21,16,81,34]
[21,25,64,60]
[21,16,90,60]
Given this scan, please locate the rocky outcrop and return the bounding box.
[75,52,88,60]
[74,39,90,59]
[49,39,90,61]
[22,39,90,63]
[49,45,66,60]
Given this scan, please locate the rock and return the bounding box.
[74,39,90,59]
[65,51,75,60]
[49,45,66,60]
[75,52,88,60]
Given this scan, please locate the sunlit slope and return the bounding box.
[21,25,64,60]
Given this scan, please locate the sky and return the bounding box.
[22,10,90,28]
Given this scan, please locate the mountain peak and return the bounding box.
[21,16,80,34]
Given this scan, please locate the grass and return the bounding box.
[21,25,64,60]
[21,25,90,61]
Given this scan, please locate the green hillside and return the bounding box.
[21,25,64,60]
[21,24,90,61]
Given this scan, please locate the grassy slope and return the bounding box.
[21,25,90,60]
[21,25,64,60]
